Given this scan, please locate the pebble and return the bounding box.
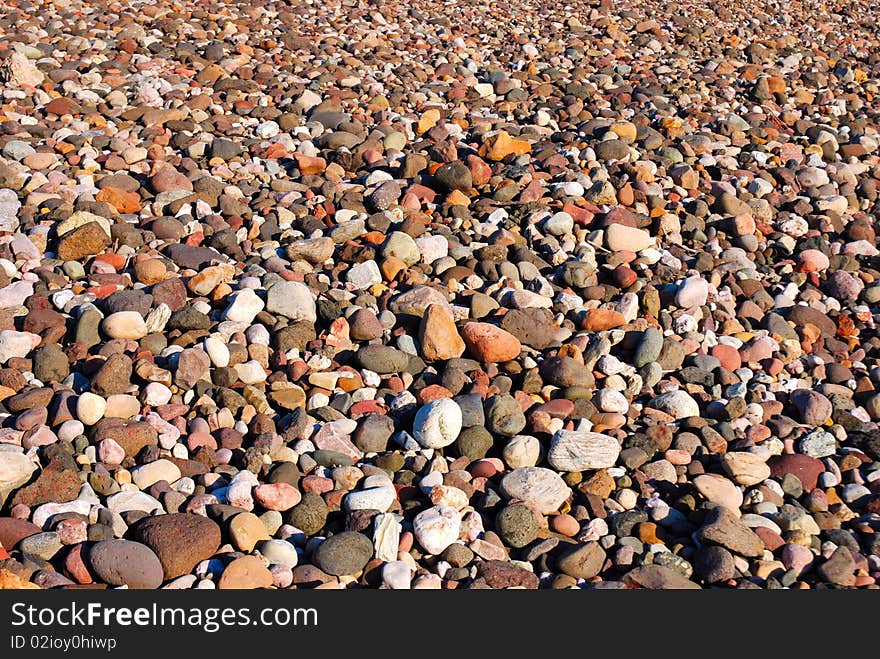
[413,505,462,555]
[313,532,373,576]
[413,398,463,448]
[547,430,621,471]
[88,539,164,589]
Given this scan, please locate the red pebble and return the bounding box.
[710,344,742,371]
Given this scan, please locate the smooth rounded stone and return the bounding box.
[105,490,162,514]
[33,343,69,382]
[817,547,856,587]
[781,543,814,576]
[223,288,264,324]
[104,394,139,418]
[313,531,373,576]
[768,455,824,491]
[594,389,629,414]
[382,560,412,589]
[435,161,473,193]
[693,474,743,512]
[0,517,41,549]
[287,237,335,264]
[254,483,301,511]
[344,486,396,512]
[605,224,654,252]
[544,212,574,236]
[356,344,410,373]
[500,467,570,514]
[353,414,394,453]
[88,539,164,589]
[485,394,526,436]
[649,390,700,419]
[131,459,181,489]
[229,512,271,552]
[413,504,462,555]
[0,330,41,363]
[382,231,421,265]
[539,356,594,388]
[132,513,221,579]
[798,249,830,272]
[675,276,710,308]
[633,328,663,367]
[266,281,317,323]
[720,452,771,486]
[218,555,273,589]
[503,435,541,468]
[102,312,148,340]
[0,452,37,504]
[547,430,621,471]
[460,322,522,362]
[790,389,833,426]
[143,383,173,406]
[556,542,606,580]
[204,337,230,367]
[413,398,462,448]
[259,539,299,568]
[455,426,493,460]
[287,493,328,535]
[496,504,538,548]
[76,392,107,426]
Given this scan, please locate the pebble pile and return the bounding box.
[0,0,879,590]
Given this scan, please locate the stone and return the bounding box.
[720,452,771,486]
[266,281,317,323]
[418,304,465,362]
[218,555,273,589]
[57,221,111,261]
[0,451,37,505]
[556,542,606,579]
[413,505,461,555]
[413,398,462,448]
[460,322,522,362]
[697,506,764,558]
[133,514,221,579]
[623,565,701,589]
[693,474,743,512]
[547,430,621,471]
[229,512,271,552]
[102,312,148,340]
[605,224,654,252]
[500,467,570,514]
[313,531,373,576]
[496,504,538,548]
[88,539,164,589]
[649,390,700,419]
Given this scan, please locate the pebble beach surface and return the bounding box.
[0,0,879,589]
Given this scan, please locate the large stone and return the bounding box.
[412,505,461,555]
[88,539,164,589]
[0,451,37,506]
[132,513,221,579]
[313,531,373,576]
[266,281,317,322]
[697,506,764,558]
[547,430,621,471]
[418,304,465,362]
[500,467,570,514]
